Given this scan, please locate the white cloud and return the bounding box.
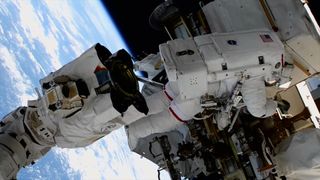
[53,128,168,180]
[0,23,4,35]
[13,33,46,75]
[26,50,46,75]
[0,4,10,16]
[0,43,36,105]
[12,0,62,71]
[42,0,87,56]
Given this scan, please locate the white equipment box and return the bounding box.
[160,29,284,100]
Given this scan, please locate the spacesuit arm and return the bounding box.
[241,76,277,118]
[39,43,110,92]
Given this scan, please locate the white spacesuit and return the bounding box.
[0,29,287,179]
[36,44,171,148]
[0,107,51,179]
[127,29,283,149]
[0,43,170,179]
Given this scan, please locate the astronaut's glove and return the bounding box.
[104,49,149,115]
[102,49,134,69]
[95,43,112,63]
[110,88,148,115]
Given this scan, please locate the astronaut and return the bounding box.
[0,106,51,179]
[0,29,287,179]
[126,29,283,149]
[39,43,187,148]
[0,43,170,179]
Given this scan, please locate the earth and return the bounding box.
[0,1,169,179]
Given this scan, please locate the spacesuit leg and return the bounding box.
[126,110,183,150]
[126,81,202,150]
[164,81,202,122]
[54,89,170,148]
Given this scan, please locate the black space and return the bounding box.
[101,0,170,58]
[309,0,320,23]
[101,0,320,58]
